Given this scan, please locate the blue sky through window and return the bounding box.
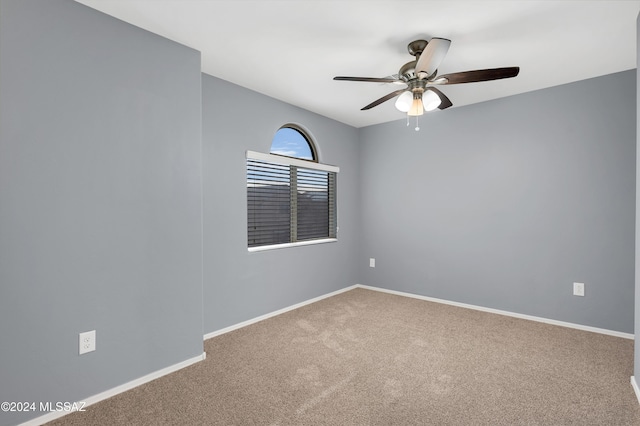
[270,127,314,160]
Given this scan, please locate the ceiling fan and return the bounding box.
[334,38,519,123]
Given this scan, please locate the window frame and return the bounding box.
[246,150,339,252]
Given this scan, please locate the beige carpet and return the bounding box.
[48,288,640,425]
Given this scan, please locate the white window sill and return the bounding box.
[248,238,337,253]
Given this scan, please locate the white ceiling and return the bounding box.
[75,0,640,128]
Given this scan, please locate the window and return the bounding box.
[269,126,316,161]
[247,126,338,250]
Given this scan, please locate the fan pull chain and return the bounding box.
[406,115,420,131]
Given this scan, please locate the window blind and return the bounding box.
[247,151,338,249]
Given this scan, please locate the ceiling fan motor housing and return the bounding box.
[400,39,438,81]
[399,61,418,81]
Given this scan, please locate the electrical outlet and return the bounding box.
[79,330,96,355]
[369,258,375,268]
[573,282,585,297]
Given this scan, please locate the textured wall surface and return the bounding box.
[0,1,203,424]
[201,74,360,333]
[359,70,636,333]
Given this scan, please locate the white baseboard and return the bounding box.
[19,352,206,426]
[355,284,634,340]
[204,285,358,340]
[632,376,640,405]
[17,283,636,425]
[203,283,633,342]
[17,283,637,426]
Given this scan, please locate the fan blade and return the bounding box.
[334,76,402,83]
[415,37,451,77]
[435,67,520,85]
[361,89,408,110]
[426,87,453,110]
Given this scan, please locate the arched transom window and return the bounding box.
[246,124,338,250]
[269,125,317,161]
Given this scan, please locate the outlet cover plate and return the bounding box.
[79,330,96,355]
[573,282,585,297]
[369,258,375,268]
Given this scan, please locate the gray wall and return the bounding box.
[635,12,640,380]
[0,1,203,425]
[202,74,360,333]
[359,70,636,334]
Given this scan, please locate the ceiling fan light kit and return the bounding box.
[422,90,442,112]
[407,93,424,117]
[334,37,520,131]
[394,91,413,112]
